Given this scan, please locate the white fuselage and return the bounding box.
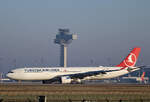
[7,67,139,81]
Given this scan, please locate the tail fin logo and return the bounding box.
[116,47,141,67]
[127,54,134,63]
[124,53,136,67]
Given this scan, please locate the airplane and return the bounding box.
[122,72,149,84]
[7,47,141,84]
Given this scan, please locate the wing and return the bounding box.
[42,69,122,83]
[50,70,107,80]
[67,70,106,79]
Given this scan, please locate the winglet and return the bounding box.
[116,47,141,67]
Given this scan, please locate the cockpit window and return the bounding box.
[8,71,14,73]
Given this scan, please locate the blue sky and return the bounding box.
[0,0,150,72]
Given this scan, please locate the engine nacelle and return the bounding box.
[61,76,72,84]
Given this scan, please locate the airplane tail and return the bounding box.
[141,72,145,81]
[116,47,141,67]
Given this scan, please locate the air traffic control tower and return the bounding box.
[54,29,77,67]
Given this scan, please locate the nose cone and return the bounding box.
[6,73,13,79]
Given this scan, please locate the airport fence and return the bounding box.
[1,98,150,102]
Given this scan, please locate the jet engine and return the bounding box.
[61,76,72,84]
[42,76,81,84]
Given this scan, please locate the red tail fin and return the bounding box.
[141,72,145,81]
[116,47,141,67]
